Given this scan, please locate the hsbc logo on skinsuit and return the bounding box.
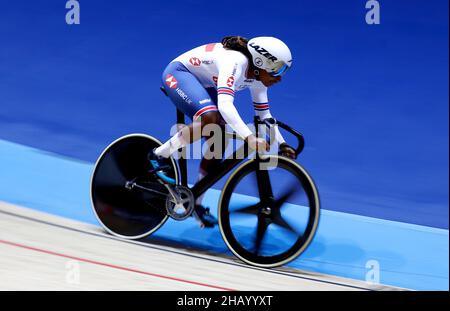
[165,74,178,89]
[227,76,235,87]
[175,87,192,104]
[189,57,201,66]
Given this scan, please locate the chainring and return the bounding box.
[165,185,194,220]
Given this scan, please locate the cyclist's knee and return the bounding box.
[199,111,222,127]
[202,113,226,140]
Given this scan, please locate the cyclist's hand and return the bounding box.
[245,135,270,152]
[279,142,297,159]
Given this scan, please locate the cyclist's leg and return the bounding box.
[195,92,230,205]
[157,66,225,227]
[154,62,219,158]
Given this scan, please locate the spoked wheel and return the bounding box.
[218,156,320,268]
[90,134,179,239]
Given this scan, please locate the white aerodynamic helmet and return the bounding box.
[247,36,292,76]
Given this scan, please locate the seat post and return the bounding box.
[176,108,185,125]
[176,108,188,187]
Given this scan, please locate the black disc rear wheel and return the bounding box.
[90,134,178,239]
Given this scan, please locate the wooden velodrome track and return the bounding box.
[0,202,404,291]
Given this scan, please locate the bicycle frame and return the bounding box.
[174,108,305,200]
[175,109,245,197]
[90,93,315,265]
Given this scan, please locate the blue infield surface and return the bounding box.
[0,139,447,290]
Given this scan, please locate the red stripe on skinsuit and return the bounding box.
[194,105,217,119]
[205,43,216,52]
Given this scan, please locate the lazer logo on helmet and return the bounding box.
[248,43,278,62]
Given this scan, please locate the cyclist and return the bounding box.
[149,36,297,228]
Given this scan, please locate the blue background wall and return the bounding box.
[0,0,448,228]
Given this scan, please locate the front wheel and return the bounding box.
[218,155,320,268]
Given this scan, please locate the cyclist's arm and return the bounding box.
[216,55,253,140]
[250,86,286,145]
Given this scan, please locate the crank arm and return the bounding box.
[163,184,182,203]
[124,180,168,198]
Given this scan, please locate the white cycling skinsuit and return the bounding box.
[162,42,286,144]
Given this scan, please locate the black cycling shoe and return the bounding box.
[148,148,176,185]
[193,204,218,228]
